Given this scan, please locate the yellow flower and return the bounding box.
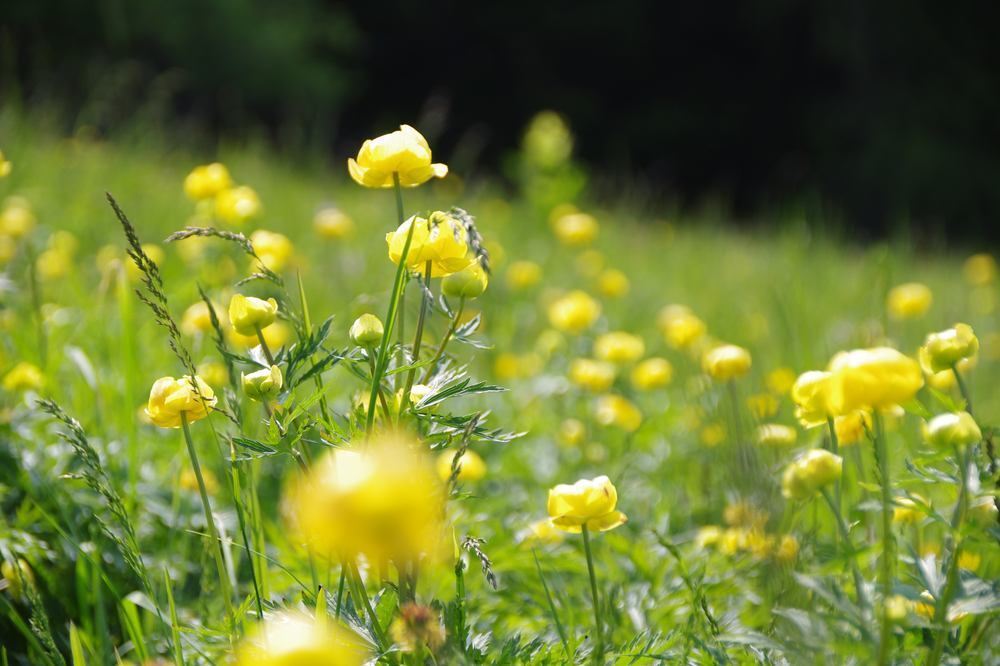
[291,434,446,562]
[3,362,44,392]
[250,229,293,273]
[547,290,601,333]
[181,301,220,336]
[0,149,11,177]
[824,347,923,415]
[347,125,447,188]
[0,196,36,238]
[755,423,797,447]
[506,260,542,290]
[594,394,642,432]
[658,305,706,349]
[958,551,981,572]
[834,410,871,446]
[963,253,997,286]
[596,268,630,298]
[314,207,355,239]
[774,534,800,564]
[766,367,797,395]
[521,518,565,546]
[197,360,229,389]
[442,261,488,299]
[893,495,928,525]
[229,321,291,350]
[547,475,627,533]
[923,411,981,448]
[349,313,384,348]
[558,418,586,447]
[919,323,979,373]
[594,331,645,364]
[144,375,216,428]
[234,611,366,666]
[747,393,780,419]
[695,525,723,549]
[242,365,283,401]
[700,423,726,447]
[523,111,573,168]
[781,449,843,500]
[436,449,486,482]
[215,186,261,224]
[551,212,598,246]
[887,282,933,320]
[791,370,831,427]
[35,248,73,281]
[568,358,616,392]
[1,558,34,599]
[702,344,752,381]
[228,293,278,336]
[723,500,768,529]
[386,212,472,277]
[183,163,232,200]
[630,357,673,390]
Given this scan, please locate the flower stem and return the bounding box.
[180,412,235,623]
[254,325,276,366]
[402,261,433,414]
[953,364,973,416]
[347,560,389,651]
[826,417,843,538]
[872,411,894,665]
[581,525,604,661]
[420,298,465,385]
[820,487,871,621]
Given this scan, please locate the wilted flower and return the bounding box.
[391,603,446,654]
[506,260,542,290]
[348,125,447,188]
[250,229,294,273]
[314,207,355,239]
[887,282,932,320]
[756,423,797,447]
[552,212,598,246]
[215,186,261,224]
[183,163,232,200]
[548,290,601,333]
[547,475,627,533]
[568,358,616,392]
[145,375,216,428]
[824,347,922,415]
[442,260,489,299]
[781,449,843,501]
[242,365,283,401]
[234,611,366,666]
[658,305,706,349]
[919,323,979,373]
[229,294,278,336]
[386,212,472,277]
[630,357,673,390]
[702,344,752,381]
[923,411,981,448]
[2,362,44,392]
[436,449,486,482]
[349,313,384,348]
[594,394,642,432]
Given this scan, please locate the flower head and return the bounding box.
[791,370,831,427]
[568,358,616,392]
[919,323,979,373]
[824,347,922,415]
[923,411,981,449]
[702,344,752,381]
[229,294,278,336]
[145,375,216,428]
[314,207,355,239]
[215,186,261,224]
[242,365,283,401]
[597,268,630,298]
[349,313,384,348]
[594,394,642,432]
[658,305,706,349]
[2,362,44,392]
[548,290,601,333]
[756,423,797,447]
[781,449,843,500]
[348,125,447,188]
[963,254,996,286]
[183,163,232,200]
[234,611,366,666]
[0,196,36,238]
[887,282,932,320]
[386,212,472,277]
[630,357,673,390]
[250,230,293,273]
[552,212,598,246]
[506,260,542,290]
[594,331,645,364]
[547,475,627,533]
[442,260,489,299]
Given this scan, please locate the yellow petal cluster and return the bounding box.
[386,213,472,278]
[506,260,542,290]
[229,294,278,336]
[781,449,842,500]
[886,282,932,320]
[594,394,642,432]
[442,260,489,299]
[3,362,44,392]
[568,358,616,392]
[547,475,627,533]
[314,207,355,239]
[702,344,752,381]
[250,229,294,273]
[824,347,922,415]
[548,290,601,334]
[436,449,487,482]
[552,212,598,246]
[348,125,448,188]
[1,196,36,238]
[919,323,979,373]
[658,305,706,349]
[234,612,366,666]
[215,185,261,224]
[145,375,217,428]
[791,370,831,427]
[630,357,673,390]
[183,163,232,201]
[593,331,645,364]
[963,253,996,286]
[923,411,981,448]
[242,365,283,401]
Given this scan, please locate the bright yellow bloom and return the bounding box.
[215,186,261,224]
[242,365,283,401]
[314,207,355,239]
[923,411,981,448]
[183,163,232,200]
[568,358,616,392]
[695,525,724,549]
[834,410,871,446]
[774,534,800,564]
[3,362,44,392]
[766,367,797,395]
[887,282,933,320]
[0,196,36,238]
[436,449,486,482]
[348,125,447,188]
[349,313,384,347]
[552,212,598,246]
[963,253,997,286]
[658,305,707,349]
[755,423,797,447]
[547,475,627,533]
[893,495,928,525]
[702,344,752,381]
[596,268,630,298]
[630,357,673,390]
[781,449,843,500]
[824,347,922,415]
[547,290,601,334]
[442,261,488,299]
[234,611,366,666]
[144,375,216,428]
[791,370,831,427]
[594,394,642,432]
[919,323,979,373]
[0,150,11,177]
[747,393,780,419]
[181,301,220,336]
[594,331,645,364]
[386,212,472,277]
[506,260,542,290]
[228,293,278,336]
[250,229,294,273]
[292,434,445,562]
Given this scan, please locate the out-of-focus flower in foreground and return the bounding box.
[348,125,447,189]
[547,475,627,533]
[145,375,216,428]
[234,611,366,666]
[630,357,673,390]
[215,185,261,224]
[3,362,44,392]
[436,449,487,482]
[923,411,981,449]
[781,449,843,500]
[824,347,922,415]
[594,331,645,364]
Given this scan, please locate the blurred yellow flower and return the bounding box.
[558,418,586,447]
[3,362,44,392]
[919,323,979,373]
[291,434,446,563]
[596,268,630,298]
[145,375,216,428]
[183,163,232,200]
[1,558,34,599]
[723,500,768,529]
[181,301,220,336]
[386,212,472,277]
[242,365,283,401]
[442,260,489,299]
[593,331,644,364]
[702,344,752,381]
[774,534,799,564]
[892,495,928,525]
[700,423,726,447]
[548,290,601,334]
[695,525,723,549]
[958,551,981,572]
[968,496,998,526]
[781,449,842,500]
[825,347,922,415]
[505,260,542,290]
[215,186,261,224]
[923,411,981,448]
[196,360,229,389]
[552,212,598,246]
[0,196,36,238]
[234,611,366,666]
[180,467,219,495]
[229,321,292,350]
[436,449,487,482]
[35,248,73,281]
[963,253,997,286]
[630,357,673,390]
[348,125,447,188]
[522,518,565,545]
[594,394,642,432]
[0,149,11,177]
[658,305,706,349]
[766,367,797,395]
[791,370,831,427]
[547,475,627,533]
[314,207,355,239]
[0,235,16,264]
[568,358,616,392]
[887,282,932,320]
[834,410,871,446]
[747,393,780,419]
[755,423,797,447]
[228,293,278,336]
[250,229,294,273]
[523,112,574,168]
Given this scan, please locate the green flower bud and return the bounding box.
[924,411,981,448]
[441,261,488,299]
[350,313,384,347]
[242,365,283,401]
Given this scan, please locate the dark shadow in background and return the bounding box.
[3,0,1000,239]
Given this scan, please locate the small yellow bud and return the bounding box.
[657,305,706,349]
[923,411,981,448]
[596,268,630,298]
[214,185,261,224]
[242,365,283,401]
[441,261,488,299]
[349,313,384,347]
[594,394,642,433]
[791,370,831,427]
[229,294,278,336]
[920,323,979,373]
[781,449,842,500]
[702,344,752,381]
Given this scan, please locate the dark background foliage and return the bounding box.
[3,0,1000,238]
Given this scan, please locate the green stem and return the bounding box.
[873,411,894,665]
[179,413,235,625]
[581,525,604,662]
[347,560,389,652]
[953,364,973,416]
[827,417,843,538]
[334,564,347,619]
[420,298,465,385]
[401,261,433,414]
[254,326,276,366]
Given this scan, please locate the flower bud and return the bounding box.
[242,365,283,401]
[184,163,232,200]
[920,323,979,373]
[229,294,278,336]
[923,411,981,448]
[781,449,842,500]
[702,344,752,381]
[442,261,488,299]
[350,313,384,347]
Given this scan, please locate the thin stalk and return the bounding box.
[228,448,264,621]
[334,565,347,620]
[297,271,333,425]
[581,526,604,662]
[254,326,276,366]
[420,298,465,385]
[367,354,393,419]
[826,417,843,544]
[179,412,235,627]
[953,364,973,416]
[347,561,389,651]
[873,411,894,665]
[820,488,872,622]
[401,261,433,414]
